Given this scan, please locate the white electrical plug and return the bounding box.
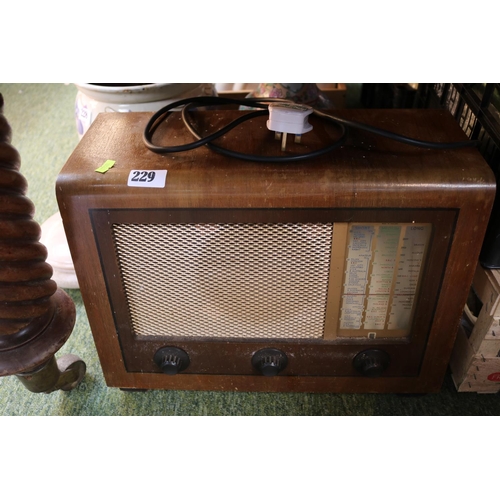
[266,102,313,151]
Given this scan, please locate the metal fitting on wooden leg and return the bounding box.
[16,354,86,393]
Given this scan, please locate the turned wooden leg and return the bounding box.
[0,93,86,393]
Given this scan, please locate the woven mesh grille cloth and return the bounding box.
[112,222,333,339]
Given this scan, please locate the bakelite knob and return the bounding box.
[353,349,390,377]
[154,347,190,375]
[252,348,288,377]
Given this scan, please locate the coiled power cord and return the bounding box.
[143,96,479,163]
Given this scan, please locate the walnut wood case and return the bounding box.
[56,109,496,393]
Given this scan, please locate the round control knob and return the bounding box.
[154,347,190,375]
[353,349,390,378]
[251,348,288,377]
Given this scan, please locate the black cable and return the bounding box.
[143,96,272,154]
[180,99,348,163]
[143,96,480,162]
[320,110,479,150]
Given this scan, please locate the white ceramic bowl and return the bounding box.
[74,83,215,138]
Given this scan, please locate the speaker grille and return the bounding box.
[111,223,333,339]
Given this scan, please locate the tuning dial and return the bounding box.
[353,349,390,378]
[154,347,190,375]
[251,348,288,377]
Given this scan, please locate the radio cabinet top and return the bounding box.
[57,109,495,212]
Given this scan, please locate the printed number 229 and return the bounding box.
[127,169,167,188]
[131,171,156,182]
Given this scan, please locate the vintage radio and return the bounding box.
[56,106,495,393]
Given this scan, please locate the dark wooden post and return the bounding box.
[0,93,85,392]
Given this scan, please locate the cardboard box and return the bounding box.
[450,265,500,393]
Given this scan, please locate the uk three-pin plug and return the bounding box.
[266,102,314,151]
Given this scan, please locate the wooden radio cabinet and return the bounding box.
[56,108,495,393]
